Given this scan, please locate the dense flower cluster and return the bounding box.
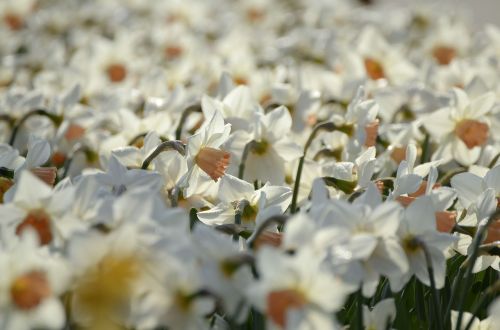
[0,0,499,329]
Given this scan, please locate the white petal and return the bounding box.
[12,171,52,207]
[197,203,236,226]
[25,137,51,168]
[422,108,454,139]
[393,174,422,196]
[371,202,403,236]
[405,196,436,234]
[373,298,396,330]
[30,297,65,329]
[263,106,292,140]
[451,172,486,208]
[218,174,254,202]
[484,165,500,193]
[468,92,495,119]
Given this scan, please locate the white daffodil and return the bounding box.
[451,310,492,330]
[395,196,457,290]
[68,223,176,329]
[247,247,348,330]
[0,232,70,330]
[423,88,496,166]
[192,225,253,322]
[197,174,291,230]
[451,164,500,209]
[201,85,259,131]
[322,184,408,296]
[488,298,500,326]
[111,131,161,169]
[344,86,380,158]
[0,171,82,248]
[453,188,499,273]
[240,106,302,185]
[86,154,163,197]
[363,298,397,330]
[180,110,231,198]
[14,135,57,186]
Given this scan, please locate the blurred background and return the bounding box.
[381,0,499,28]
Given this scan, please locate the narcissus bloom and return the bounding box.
[423,88,495,165]
[180,110,231,197]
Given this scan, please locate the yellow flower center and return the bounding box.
[402,235,421,254]
[251,140,269,155]
[73,254,141,327]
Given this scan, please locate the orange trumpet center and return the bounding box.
[165,45,184,59]
[267,289,306,328]
[364,120,379,147]
[253,231,283,250]
[390,146,407,164]
[31,167,57,186]
[65,124,86,141]
[0,177,14,203]
[106,63,127,83]
[195,147,230,182]
[15,209,53,245]
[10,271,51,310]
[432,45,456,66]
[485,217,500,244]
[4,13,24,30]
[435,211,456,233]
[455,119,489,149]
[364,58,385,80]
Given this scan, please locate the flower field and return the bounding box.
[0,0,499,329]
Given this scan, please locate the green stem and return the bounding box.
[455,209,500,330]
[290,121,346,213]
[0,167,14,179]
[141,140,185,169]
[128,132,147,146]
[437,167,467,186]
[444,267,465,327]
[247,215,287,249]
[420,133,431,164]
[9,109,62,146]
[290,155,305,213]
[463,280,499,330]
[356,289,364,330]
[175,103,202,140]
[233,200,249,241]
[420,240,443,330]
[488,152,500,168]
[60,144,95,179]
[238,140,258,179]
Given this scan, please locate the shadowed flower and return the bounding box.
[31,167,57,186]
